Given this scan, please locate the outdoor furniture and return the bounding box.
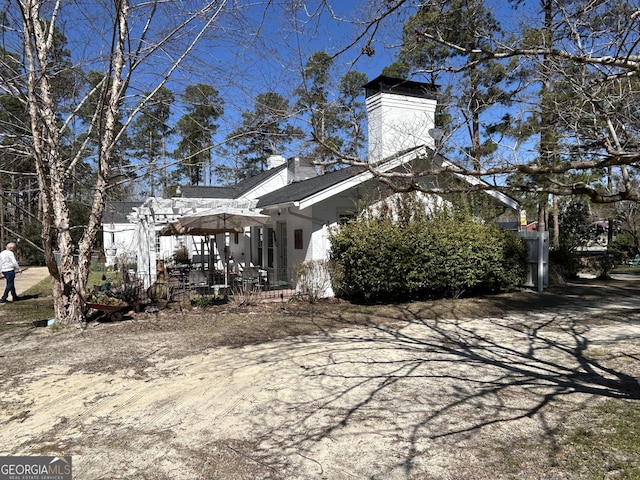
[189,270,208,287]
[241,266,263,291]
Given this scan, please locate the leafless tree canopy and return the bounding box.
[339,0,640,204]
[2,0,640,323]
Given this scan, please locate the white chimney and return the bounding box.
[266,154,286,169]
[364,76,438,163]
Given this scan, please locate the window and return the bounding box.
[267,228,275,268]
[294,229,303,249]
[338,212,356,224]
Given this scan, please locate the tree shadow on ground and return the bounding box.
[240,295,640,478]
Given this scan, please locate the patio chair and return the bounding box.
[241,266,262,291]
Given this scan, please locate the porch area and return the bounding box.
[139,266,299,307]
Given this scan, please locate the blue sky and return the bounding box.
[4,0,537,189]
[156,1,407,182]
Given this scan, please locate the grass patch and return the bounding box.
[558,399,640,479]
[612,265,640,275]
[21,275,52,298]
[0,296,55,330]
[17,268,120,299]
[0,268,124,331]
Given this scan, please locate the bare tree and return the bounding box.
[10,0,228,325]
[334,0,640,204]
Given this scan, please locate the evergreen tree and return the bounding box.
[296,52,368,170]
[173,84,224,186]
[224,91,302,182]
[130,87,174,196]
[296,52,344,171]
[337,71,368,158]
[385,0,509,170]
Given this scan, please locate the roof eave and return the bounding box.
[258,201,300,213]
[296,148,426,209]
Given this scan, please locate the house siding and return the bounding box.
[243,169,289,200]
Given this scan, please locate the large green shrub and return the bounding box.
[329,210,528,302]
[608,232,637,264]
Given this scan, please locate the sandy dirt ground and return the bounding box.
[0,266,50,297]
[1,279,640,479]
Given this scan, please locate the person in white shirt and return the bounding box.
[0,242,21,302]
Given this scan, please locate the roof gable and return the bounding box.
[256,147,520,212]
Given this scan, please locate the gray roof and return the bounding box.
[105,147,518,218]
[180,185,236,199]
[256,146,520,211]
[103,201,142,224]
[255,146,425,208]
[256,166,365,208]
[181,163,288,199]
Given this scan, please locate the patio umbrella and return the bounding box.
[175,206,269,234]
[158,221,190,236]
[159,206,268,236]
[157,221,232,237]
[159,206,269,285]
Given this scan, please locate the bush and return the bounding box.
[329,211,528,302]
[608,232,637,264]
[293,260,333,302]
[190,294,227,307]
[549,246,581,280]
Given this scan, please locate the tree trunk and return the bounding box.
[21,0,129,325]
[552,194,560,249]
[537,195,547,233]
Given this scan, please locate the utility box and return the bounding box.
[520,231,549,292]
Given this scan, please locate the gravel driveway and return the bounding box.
[1,281,639,479]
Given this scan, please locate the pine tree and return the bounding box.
[385,0,509,170]
[173,84,224,186]
[130,87,174,196]
[224,92,302,182]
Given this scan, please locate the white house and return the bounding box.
[102,201,143,268]
[105,75,520,293]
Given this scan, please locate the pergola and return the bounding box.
[127,197,265,288]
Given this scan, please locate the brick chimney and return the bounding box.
[364,76,438,163]
[287,156,317,182]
